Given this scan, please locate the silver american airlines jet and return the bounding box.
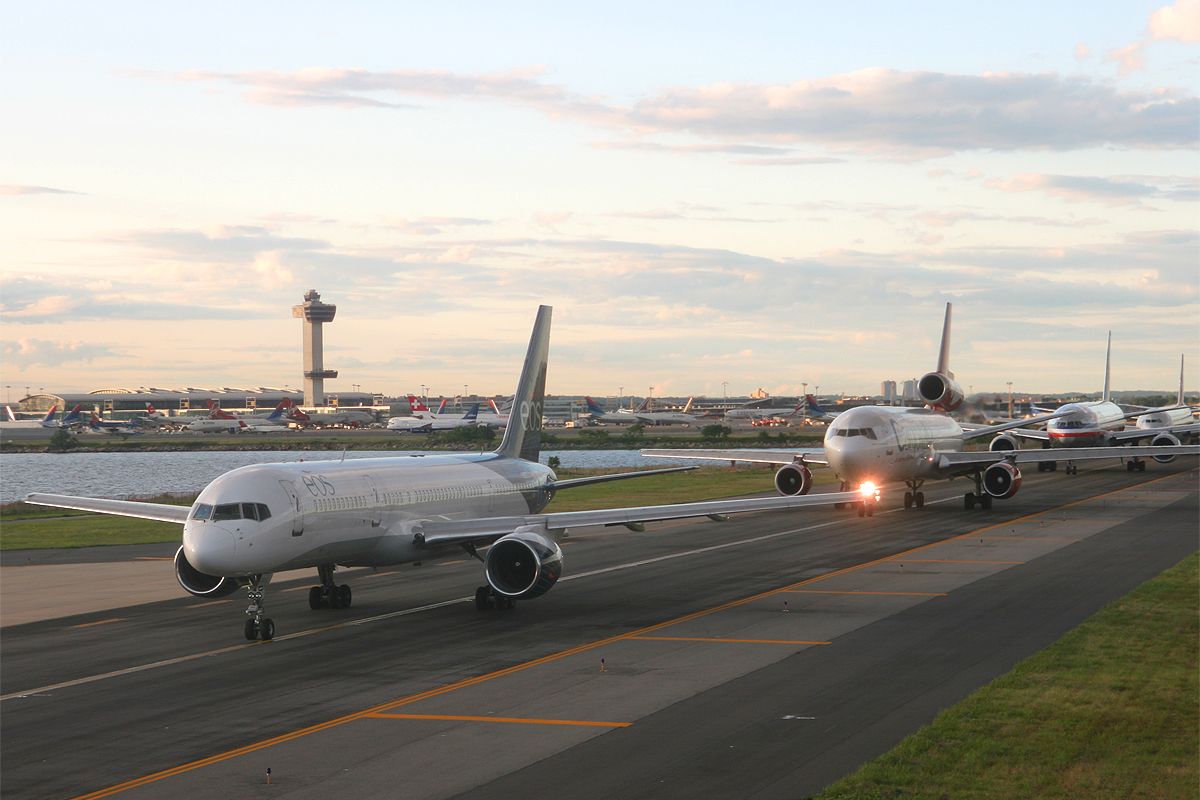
[26,306,874,641]
[645,304,1199,512]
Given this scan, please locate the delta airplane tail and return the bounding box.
[264,400,291,422]
[38,405,60,427]
[495,305,550,462]
[584,396,606,416]
[60,405,84,426]
[804,394,827,415]
[437,398,449,414]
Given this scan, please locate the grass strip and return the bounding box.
[816,551,1199,800]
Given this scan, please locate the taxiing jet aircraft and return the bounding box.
[87,413,143,435]
[1002,337,1198,473]
[644,304,1199,512]
[800,395,840,422]
[585,397,699,426]
[27,306,876,641]
[1132,356,1199,451]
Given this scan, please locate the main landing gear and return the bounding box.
[475,586,516,611]
[1036,460,1058,472]
[834,482,875,516]
[903,480,926,510]
[308,564,353,610]
[243,576,275,641]
[962,471,994,511]
[1126,458,1146,472]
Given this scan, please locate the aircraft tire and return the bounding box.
[1137,460,1147,472]
[963,492,975,510]
[856,503,866,518]
[337,584,352,608]
[903,493,913,509]
[244,619,258,641]
[475,586,493,611]
[980,494,993,510]
[308,587,323,610]
[260,618,275,641]
[915,492,925,508]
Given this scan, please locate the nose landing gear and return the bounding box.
[903,480,926,510]
[243,576,274,641]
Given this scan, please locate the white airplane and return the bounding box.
[475,398,510,428]
[724,399,803,420]
[644,304,1199,512]
[182,400,292,433]
[86,413,143,435]
[386,404,481,432]
[1,405,60,429]
[585,397,699,426]
[26,306,876,641]
[1133,356,1198,452]
[1003,336,1197,473]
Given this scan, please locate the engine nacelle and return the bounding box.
[485,529,563,599]
[174,546,241,597]
[989,433,1019,452]
[917,371,964,412]
[982,462,1022,499]
[774,463,813,496]
[1151,432,1180,463]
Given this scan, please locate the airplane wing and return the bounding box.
[413,487,872,547]
[24,493,191,524]
[549,466,697,490]
[640,448,828,466]
[1105,422,1200,443]
[959,410,1073,441]
[934,444,1200,471]
[1008,428,1051,441]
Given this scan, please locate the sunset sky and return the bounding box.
[3,1,1197,400]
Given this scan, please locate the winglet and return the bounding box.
[495,305,551,462]
[1102,331,1112,403]
[936,302,953,377]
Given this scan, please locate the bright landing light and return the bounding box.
[858,481,880,500]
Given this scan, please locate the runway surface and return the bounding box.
[2,460,1196,799]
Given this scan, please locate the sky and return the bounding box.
[2,1,1198,401]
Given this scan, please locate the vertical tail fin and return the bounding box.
[463,403,480,422]
[488,398,501,415]
[4,405,16,422]
[1178,354,1185,406]
[39,405,58,426]
[495,305,551,462]
[682,397,694,413]
[584,396,605,415]
[1102,331,1112,403]
[935,302,953,377]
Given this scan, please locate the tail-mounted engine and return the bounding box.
[774,463,813,496]
[982,462,1022,499]
[1151,432,1180,463]
[989,433,1019,452]
[174,546,241,597]
[485,529,563,599]
[918,371,964,412]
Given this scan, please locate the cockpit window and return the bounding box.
[191,503,213,521]
[834,428,878,439]
[212,503,242,521]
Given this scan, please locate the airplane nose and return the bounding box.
[183,524,237,574]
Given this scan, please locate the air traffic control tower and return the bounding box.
[292,289,338,406]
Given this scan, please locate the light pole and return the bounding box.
[463,384,469,401]
[420,384,428,403]
[1007,381,1013,418]
[618,386,623,410]
[722,381,728,402]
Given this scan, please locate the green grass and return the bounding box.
[816,552,1200,800]
[0,466,798,550]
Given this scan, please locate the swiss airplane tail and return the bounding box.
[407,395,430,412]
[496,305,551,462]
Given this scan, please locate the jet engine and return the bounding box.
[485,530,563,599]
[982,462,1022,499]
[917,371,964,412]
[989,433,1019,452]
[774,463,813,496]
[174,546,241,597]
[1151,432,1180,463]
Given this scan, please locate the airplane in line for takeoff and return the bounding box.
[386,403,481,432]
[1002,339,1198,473]
[584,396,699,426]
[27,306,876,641]
[644,304,1199,512]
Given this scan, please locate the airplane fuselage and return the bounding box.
[1044,401,1127,446]
[183,453,555,578]
[823,406,964,484]
[1136,406,1194,431]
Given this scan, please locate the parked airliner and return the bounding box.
[27,306,875,641]
[386,404,481,432]
[0,405,59,429]
[645,304,1199,512]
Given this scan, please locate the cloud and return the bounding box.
[387,217,492,236]
[0,275,275,323]
[1,338,122,368]
[168,67,1199,157]
[0,184,82,196]
[985,172,1197,205]
[1106,42,1147,75]
[1150,0,1200,42]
